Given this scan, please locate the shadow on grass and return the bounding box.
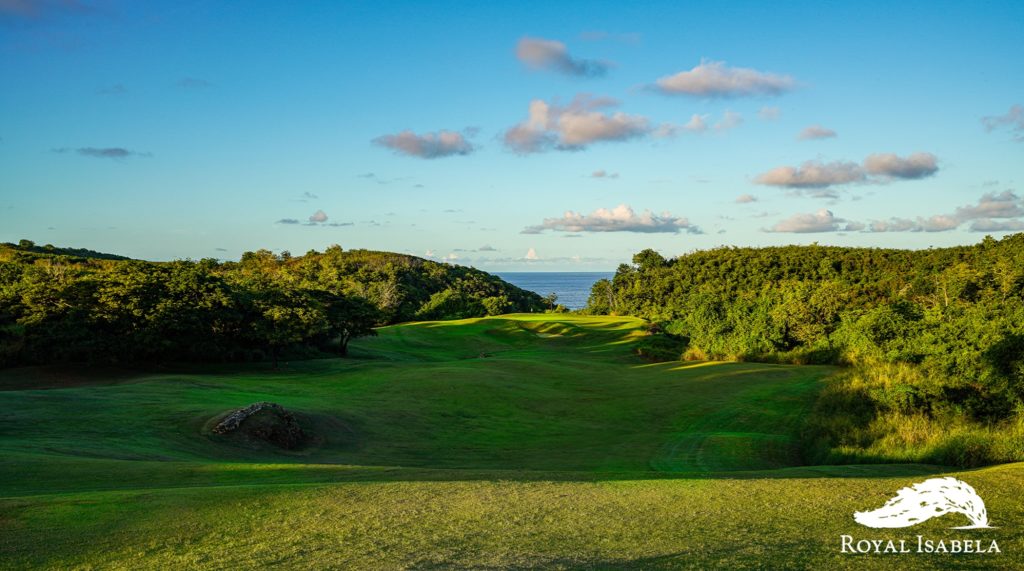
[1,451,988,499]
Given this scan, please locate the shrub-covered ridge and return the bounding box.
[589,233,1024,466]
[0,242,544,366]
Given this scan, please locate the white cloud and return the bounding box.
[308,210,328,223]
[523,204,701,234]
[503,95,650,153]
[755,160,865,188]
[798,125,837,140]
[982,104,1024,141]
[866,191,1023,233]
[953,190,1023,220]
[653,60,795,97]
[516,37,610,77]
[373,129,474,159]
[755,152,939,189]
[758,106,781,120]
[867,215,959,233]
[768,209,859,233]
[591,169,619,178]
[525,247,539,260]
[735,194,758,204]
[863,152,938,179]
[969,219,1024,232]
[684,114,709,132]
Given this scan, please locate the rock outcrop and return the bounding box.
[213,402,306,449]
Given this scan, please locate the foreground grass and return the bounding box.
[3,463,1022,569]
[0,314,1019,569]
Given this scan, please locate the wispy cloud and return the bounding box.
[516,37,610,77]
[654,111,742,137]
[523,204,700,234]
[503,95,649,153]
[758,106,781,120]
[590,169,619,179]
[276,218,300,225]
[653,114,707,137]
[373,129,475,159]
[798,125,837,140]
[653,60,795,97]
[735,194,758,204]
[714,110,743,131]
[755,152,939,189]
[982,104,1024,141]
[53,147,148,159]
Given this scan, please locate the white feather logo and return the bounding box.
[854,477,991,529]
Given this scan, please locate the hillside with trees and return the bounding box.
[588,233,1024,466]
[0,243,544,367]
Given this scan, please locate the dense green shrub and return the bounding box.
[0,242,545,366]
[592,234,1024,466]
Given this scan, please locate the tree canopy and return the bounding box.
[0,244,544,367]
[587,233,1024,465]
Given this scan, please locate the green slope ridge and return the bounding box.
[1,315,1019,569]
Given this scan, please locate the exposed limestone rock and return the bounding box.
[213,402,305,449]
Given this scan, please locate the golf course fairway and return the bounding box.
[1,315,1020,569]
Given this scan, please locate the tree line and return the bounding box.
[0,241,545,367]
[588,234,1024,466]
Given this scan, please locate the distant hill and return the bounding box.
[1,239,131,261]
[0,242,546,367]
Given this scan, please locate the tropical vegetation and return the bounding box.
[588,233,1024,466]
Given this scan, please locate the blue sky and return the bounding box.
[1,0,1022,270]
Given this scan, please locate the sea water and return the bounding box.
[496,272,614,310]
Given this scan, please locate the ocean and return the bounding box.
[497,272,614,310]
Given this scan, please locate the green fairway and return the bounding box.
[1,315,1019,569]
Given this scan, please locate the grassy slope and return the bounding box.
[0,314,1021,569]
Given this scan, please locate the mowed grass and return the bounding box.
[1,314,1021,569]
